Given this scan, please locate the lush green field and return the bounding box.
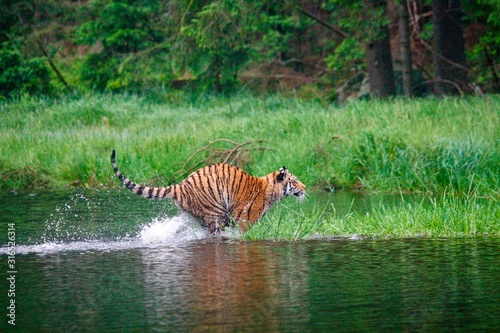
[1,93,499,239]
[1,93,499,195]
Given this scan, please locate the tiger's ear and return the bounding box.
[277,166,288,182]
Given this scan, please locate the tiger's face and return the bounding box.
[276,166,306,199]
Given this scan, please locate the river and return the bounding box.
[1,190,499,331]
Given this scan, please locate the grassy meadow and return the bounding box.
[1,93,499,239]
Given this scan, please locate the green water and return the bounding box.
[1,190,500,331]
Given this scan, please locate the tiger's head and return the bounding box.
[276,166,306,199]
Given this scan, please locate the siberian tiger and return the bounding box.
[111,149,306,233]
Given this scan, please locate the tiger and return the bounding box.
[111,149,306,233]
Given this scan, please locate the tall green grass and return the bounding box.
[244,193,500,240]
[324,194,500,238]
[0,93,499,199]
[242,202,327,241]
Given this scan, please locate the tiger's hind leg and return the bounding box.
[203,214,232,234]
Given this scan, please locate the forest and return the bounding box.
[1,0,499,100]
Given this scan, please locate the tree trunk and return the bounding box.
[432,0,469,95]
[398,1,413,97]
[365,0,396,98]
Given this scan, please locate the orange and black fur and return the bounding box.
[111,150,306,233]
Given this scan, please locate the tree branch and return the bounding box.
[296,7,347,40]
[423,78,464,95]
[407,1,468,72]
[17,14,72,92]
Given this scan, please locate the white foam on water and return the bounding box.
[13,240,141,255]
[2,214,213,255]
[139,214,209,245]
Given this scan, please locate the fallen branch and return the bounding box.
[170,139,272,182]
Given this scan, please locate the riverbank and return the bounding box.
[1,93,499,198]
[243,192,500,240]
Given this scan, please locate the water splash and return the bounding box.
[4,214,212,255]
[139,214,209,244]
[40,191,120,244]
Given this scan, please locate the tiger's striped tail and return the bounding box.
[111,149,174,200]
